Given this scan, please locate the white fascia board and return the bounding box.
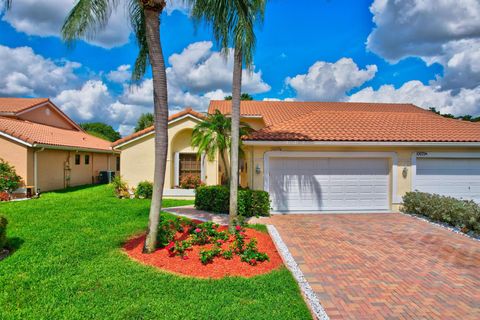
[243,140,480,147]
[33,143,117,154]
[0,131,33,147]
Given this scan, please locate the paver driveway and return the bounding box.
[269,213,480,320]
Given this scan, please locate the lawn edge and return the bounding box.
[267,224,329,320]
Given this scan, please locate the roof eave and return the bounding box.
[242,140,480,147]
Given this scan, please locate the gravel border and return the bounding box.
[401,212,480,242]
[267,225,329,320]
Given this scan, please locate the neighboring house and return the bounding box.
[115,101,480,213]
[0,98,119,194]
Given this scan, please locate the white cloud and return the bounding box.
[0,45,80,96]
[54,80,112,122]
[107,65,131,84]
[53,80,151,135]
[2,0,131,48]
[286,58,377,101]
[167,41,271,95]
[367,0,480,90]
[349,80,480,116]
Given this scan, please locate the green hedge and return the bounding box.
[0,216,7,249]
[402,191,480,234]
[195,186,270,217]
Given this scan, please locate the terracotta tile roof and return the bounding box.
[208,100,480,142]
[112,108,205,147]
[0,97,49,114]
[0,116,113,151]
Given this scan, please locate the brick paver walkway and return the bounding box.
[269,213,480,320]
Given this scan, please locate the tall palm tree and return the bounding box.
[190,0,266,230]
[60,0,170,253]
[191,110,252,184]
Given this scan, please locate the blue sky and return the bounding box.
[0,0,478,135]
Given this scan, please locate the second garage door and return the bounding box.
[268,157,390,212]
[415,158,480,202]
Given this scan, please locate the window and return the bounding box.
[84,155,90,165]
[116,156,120,171]
[179,153,201,181]
[75,154,81,165]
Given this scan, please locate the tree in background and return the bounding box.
[80,122,121,142]
[135,113,155,132]
[191,110,252,185]
[429,107,480,122]
[191,0,267,231]
[61,0,172,253]
[224,93,254,101]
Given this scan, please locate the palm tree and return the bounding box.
[190,0,266,231]
[60,0,170,253]
[191,110,252,184]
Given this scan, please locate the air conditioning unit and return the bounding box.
[99,171,116,184]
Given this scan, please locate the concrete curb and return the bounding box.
[267,224,329,320]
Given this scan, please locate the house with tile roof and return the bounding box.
[0,98,119,194]
[115,100,480,212]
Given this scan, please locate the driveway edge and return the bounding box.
[267,224,329,320]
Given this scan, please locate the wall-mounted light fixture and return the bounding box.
[255,164,261,174]
[402,167,408,178]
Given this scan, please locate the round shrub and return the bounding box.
[135,181,153,199]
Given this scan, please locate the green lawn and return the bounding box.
[0,185,311,320]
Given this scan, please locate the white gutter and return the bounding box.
[243,140,480,147]
[33,143,119,154]
[34,147,45,194]
[0,131,33,147]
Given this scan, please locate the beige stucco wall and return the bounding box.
[244,144,480,211]
[118,116,219,189]
[18,104,77,130]
[35,149,118,192]
[0,136,29,186]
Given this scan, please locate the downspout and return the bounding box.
[34,147,45,194]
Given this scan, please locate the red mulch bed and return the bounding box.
[123,224,283,279]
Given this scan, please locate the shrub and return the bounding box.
[0,192,9,202]
[0,158,22,195]
[179,174,204,189]
[111,175,129,198]
[135,181,153,199]
[0,216,7,249]
[402,191,480,234]
[195,186,270,217]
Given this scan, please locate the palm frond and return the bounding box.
[2,0,12,11]
[128,0,149,81]
[61,0,118,46]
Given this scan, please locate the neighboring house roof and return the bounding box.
[0,97,50,114]
[112,107,205,148]
[208,100,480,142]
[0,116,114,151]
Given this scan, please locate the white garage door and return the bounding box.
[268,157,390,212]
[415,158,480,202]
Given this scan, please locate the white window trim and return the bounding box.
[174,152,205,187]
[263,151,400,205]
[411,152,480,192]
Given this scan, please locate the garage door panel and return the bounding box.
[269,157,389,212]
[415,158,480,202]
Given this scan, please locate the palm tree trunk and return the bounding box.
[220,150,230,185]
[229,48,242,231]
[143,2,169,253]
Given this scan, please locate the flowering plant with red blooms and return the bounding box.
[235,225,242,231]
[194,228,201,233]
